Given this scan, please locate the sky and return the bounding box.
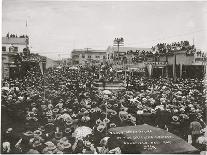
[2,0,207,60]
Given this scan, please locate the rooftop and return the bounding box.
[107,46,152,53]
[72,49,106,54]
[2,37,28,45]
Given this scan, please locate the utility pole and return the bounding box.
[85,48,91,52]
[173,52,177,81]
[113,38,124,64]
[85,48,91,65]
[113,37,125,81]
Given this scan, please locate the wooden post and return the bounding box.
[180,63,182,78]
[173,54,177,81]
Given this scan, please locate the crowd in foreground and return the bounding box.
[1,64,207,154]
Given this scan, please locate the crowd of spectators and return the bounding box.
[1,64,207,154]
[17,52,45,63]
[151,41,205,57]
[114,41,205,64]
[6,33,28,38]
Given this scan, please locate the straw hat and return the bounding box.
[31,102,37,107]
[32,140,42,148]
[172,116,179,121]
[100,137,110,146]
[27,149,40,154]
[33,130,42,137]
[137,105,143,110]
[23,131,34,137]
[96,118,102,125]
[109,123,116,128]
[142,98,147,103]
[46,111,53,117]
[48,104,54,109]
[107,104,112,108]
[103,118,110,124]
[81,108,87,112]
[111,110,117,116]
[58,137,71,149]
[90,108,95,113]
[56,150,63,154]
[81,116,90,122]
[173,109,179,113]
[97,125,105,133]
[113,104,118,108]
[45,141,57,151]
[41,104,47,111]
[38,126,45,132]
[55,131,63,140]
[47,116,55,123]
[85,141,92,148]
[65,128,71,133]
[53,108,59,113]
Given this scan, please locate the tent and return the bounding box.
[108,124,198,154]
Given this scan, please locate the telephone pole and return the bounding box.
[113,38,124,54]
[113,38,124,64]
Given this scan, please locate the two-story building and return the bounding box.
[71,49,106,66]
[2,36,29,79]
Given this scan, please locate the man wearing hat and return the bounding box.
[83,141,97,154]
[42,141,58,154]
[155,104,171,129]
[57,137,72,153]
[190,118,203,147]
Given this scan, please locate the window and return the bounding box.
[82,54,85,58]
[95,56,100,59]
[103,55,106,59]
[2,46,6,51]
[74,61,79,64]
[9,46,18,52]
[14,47,18,52]
[72,55,79,59]
[88,55,91,59]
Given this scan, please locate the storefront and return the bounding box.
[144,61,168,78]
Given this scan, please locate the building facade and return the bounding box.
[106,46,152,71]
[106,44,206,78]
[144,50,206,78]
[71,49,106,66]
[2,36,29,79]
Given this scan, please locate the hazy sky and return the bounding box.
[2,0,207,60]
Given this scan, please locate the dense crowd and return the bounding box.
[151,41,206,57]
[115,41,206,64]
[1,64,207,154]
[19,52,44,62]
[6,33,29,38]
